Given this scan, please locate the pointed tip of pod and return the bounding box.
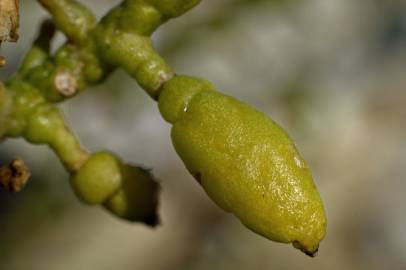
[292,241,319,257]
[143,210,161,227]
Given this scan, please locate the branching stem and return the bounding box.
[0,0,201,223]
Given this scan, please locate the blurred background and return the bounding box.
[1,0,406,269]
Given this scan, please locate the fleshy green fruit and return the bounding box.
[70,151,160,225]
[103,165,160,226]
[70,152,121,205]
[159,76,326,256]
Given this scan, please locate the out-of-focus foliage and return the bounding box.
[1,0,406,269]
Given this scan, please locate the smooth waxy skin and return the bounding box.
[159,76,326,255]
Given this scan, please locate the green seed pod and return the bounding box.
[70,152,122,205]
[158,76,326,255]
[103,165,160,226]
[70,151,160,225]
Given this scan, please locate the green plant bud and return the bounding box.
[158,76,326,256]
[70,152,122,205]
[103,165,160,226]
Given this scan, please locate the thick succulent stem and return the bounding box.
[19,20,55,76]
[2,79,89,172]
[37,0,96,44]
[0,0,184,224]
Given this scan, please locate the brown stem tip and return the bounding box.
[292,241,319,258]
[0,159,30,192]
